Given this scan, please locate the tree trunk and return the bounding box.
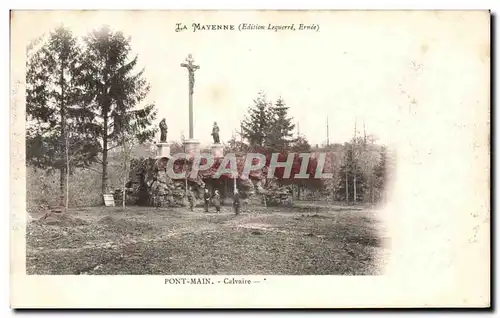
[371,178,375,204]
[65,131,70,210]
[59,168,65,205]
[122,136,127,209]
[101,114,109,195]
[345,171,349,204]
[59,61,66,205]
[122,161,127,209]
[297,185,301,200]
[353,175,357,204]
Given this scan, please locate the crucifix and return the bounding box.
[181,54,200,139]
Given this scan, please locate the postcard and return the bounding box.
[10,10,490,308]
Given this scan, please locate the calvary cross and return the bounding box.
[181,54,200,140]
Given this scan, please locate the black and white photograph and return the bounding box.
[10,10,490,308]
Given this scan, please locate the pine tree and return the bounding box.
[241,91,272,148]
[26,26,100,204]
[241,93,297,151]
[78,25,157,195]
[268,97,296,150]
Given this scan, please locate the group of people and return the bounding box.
[186,187,241,215]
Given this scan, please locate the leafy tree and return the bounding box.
[355,142,382,204]
[373,146,388,202]
[77,25,157,194]
[336,143,366,203]
[351,136,368,203]
[226,137,250,153]
[26,26,99,203]
[170,141,185,155]
[290,135,311,152]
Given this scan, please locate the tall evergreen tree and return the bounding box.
[26,26,100,203]
[241,91,272,148]
[268,97,296,150]
[78,25,157,194]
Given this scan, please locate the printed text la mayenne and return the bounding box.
[175,23,320,33]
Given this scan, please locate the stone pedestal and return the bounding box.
[183,139,201,158]
[156,142,171,159]
[211,143,224,158]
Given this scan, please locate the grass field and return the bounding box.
[26,202,389,275]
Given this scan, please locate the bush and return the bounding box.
[27,165,103,209]
[26,166,60,212]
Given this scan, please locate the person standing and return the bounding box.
[203,188,211,213]
[233,189,241,215]
[187,187,195,211]
[213,189,221,213]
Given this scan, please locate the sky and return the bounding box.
[12,10,487,148]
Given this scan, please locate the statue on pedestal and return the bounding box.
[211,122,220,144]
[159,118,168,142]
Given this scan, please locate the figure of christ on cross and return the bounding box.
[181,54,200,140]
